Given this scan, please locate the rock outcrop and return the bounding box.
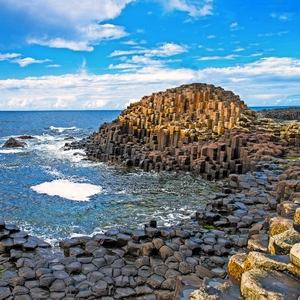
[67,83,300,180]
[2,138,27,148]
[191,161,300,299]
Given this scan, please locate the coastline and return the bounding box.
[1,85,300,299]
[1,154,299,299]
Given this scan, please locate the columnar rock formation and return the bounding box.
[67,83,300,180]
[189,161,300,299]
[118,83,247,144]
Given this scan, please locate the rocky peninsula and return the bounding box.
[1,83,300,299]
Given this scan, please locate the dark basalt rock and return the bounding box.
[18,135,37,140]
[2,138,27,148]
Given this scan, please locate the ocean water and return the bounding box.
[0,111,220,245]
[251,106,300,111]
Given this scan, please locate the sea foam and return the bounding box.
[50,126,77,133]
[0,149,24,154]
[31,179,102,201]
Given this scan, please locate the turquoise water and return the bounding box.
[0,111,220,244]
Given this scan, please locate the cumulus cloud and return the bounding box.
[12,57,51,67]
[159,0,213,17]
[1,57,300,110]
[83,99,109,109]
[3,0,133,51]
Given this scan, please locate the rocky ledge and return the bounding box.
[259,107,300,122]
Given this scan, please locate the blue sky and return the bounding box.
[0,0,299,110]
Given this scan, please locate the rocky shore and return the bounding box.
[1,156,300,299]
[1,83,300,299]
[259,107,300,122]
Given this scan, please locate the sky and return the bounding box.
[0,0,299,110]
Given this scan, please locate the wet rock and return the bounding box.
[244,251,290,272]
[269,217,294,236]
[29,287,50,299]
[269,228,300,255]
[2,137,27,148]
[159,245,174,260]
[91,280,108,297]
[0,287,12,299]
[290,243,300,269]
[115,287,136,298]
[227,253,247,285]
[189,281,241,300]
[241,268,300,299]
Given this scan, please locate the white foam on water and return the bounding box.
[0,149,24,154]
[50,126,77,133]
[31,179,102,201]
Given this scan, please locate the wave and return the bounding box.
[49,126,77,133]
[31,179,102,201]
[0,149,24,154]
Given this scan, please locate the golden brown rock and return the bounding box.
[290,243,300,269]
[269,229,300,255]
[241,268,300,299]
[243,251,289,272]
[227,253,247,285]
[269,217,294,236]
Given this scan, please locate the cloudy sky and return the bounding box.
[0,0,299,110]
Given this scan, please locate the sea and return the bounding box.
[0,110,221,246]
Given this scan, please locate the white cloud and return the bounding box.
[82,100,109,109]
[250,53,263,57]
[7,98,34,108]
[4,0,133,51]
[109,63,139,69]
[270,12,293,21]
[12,57,51,67]
[28,24,127,52]
[110,43,188,57]
[234,47,245,52]
[109,43,187,69]
[198,54,238,60]
[46,64,61,68]
[206,47,224,52]
[160,0,213,17]
[258,31,289,37]
[0,53,21,61]
[1,57,300,110]
[54,98,69,108]
[207,35,216,38]
[230,22,238,29]
[109,55,165,69]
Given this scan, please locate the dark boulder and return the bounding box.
[2,138,27,148]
